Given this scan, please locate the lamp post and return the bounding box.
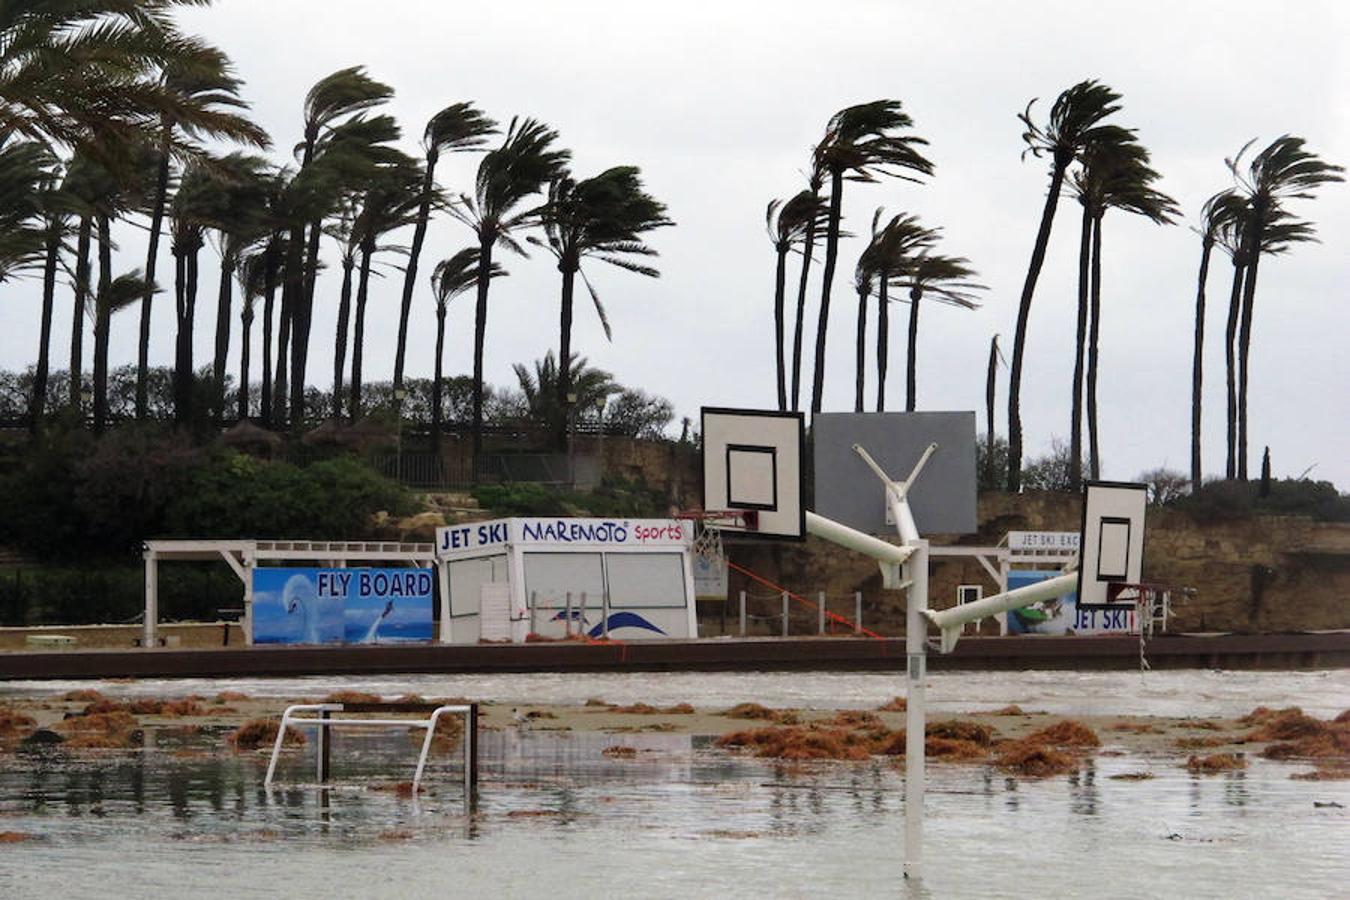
[393,387,408,483]
[566,390,578,486]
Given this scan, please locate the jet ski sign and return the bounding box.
[252,567,434,645]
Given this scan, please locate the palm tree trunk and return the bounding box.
[1086,213,1103,480]
[853,283,867,413]
[211,252,235,424]
[69,215,92,408]
[349,244,375,421]
[239,305,253,420]
[395,156,438,394]
[471,230,494,460]
[290,220,323,429]
[1007,160,1069,492]
[332,256,356,419]
[260,237,279,425]
[173,251,186,416]
[811,171,844,414]
[275,229,304,427]
[555,264,577,451]
[1190,237,1214,492]
[137,127,170,420]
[986,335,998,487]
[432,305,446,455]
[1236,222,1265,481]
[1223,259,1244,479]
[92,213,113,433]
[790,215,817,411]
[905,286,922,412]
[875,279,889,412]
[175,248,200,422]
[1069,203,1091,491]
[773,246,788,411]
[31,227,60,429]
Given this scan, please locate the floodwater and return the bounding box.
[2,670,1347,898]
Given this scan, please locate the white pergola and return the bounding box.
[142,539,436,648]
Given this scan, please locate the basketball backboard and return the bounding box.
[1075,481,1147,609]
[701,407,805,540]
[812,412,977,535]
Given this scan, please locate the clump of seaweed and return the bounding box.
[989,705,1026,716]
[716,725,873,761]
[1109,772,1156,781]
[1261,732,1350,761]
[584,698,611,707]
[927,720,995,746]
[924,738,987,761]
[995,742,1077,777]
[1247,709,1336,743]
[215,691,250,703]
[1187,753,1246,773]
[1026,720,1100,748]
[1290,764,1350,781]
[602,746,638,759]
[57,710,139,750]
[0,707,38,739]
[1109,722,1157,733]
[369,781,415,797]
[229,718,304,751]
[877,697,907,712]
[60,689,104,703]
[833,710,884,730]
[1176,736,1225,750]
[722,703,800,725]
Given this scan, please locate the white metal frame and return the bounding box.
[263,703,472,796]
[141,539,436,649]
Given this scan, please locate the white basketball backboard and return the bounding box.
[1076,481,1148,609]
[701,407,804,539]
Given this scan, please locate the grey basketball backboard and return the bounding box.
[1075,480,1147,609]
[701,407,805,540]
[812,412,977,535]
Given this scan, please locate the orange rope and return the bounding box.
[724,559,883,640]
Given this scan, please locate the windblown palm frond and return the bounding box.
[816,99,934,184]
[431,247,504,309]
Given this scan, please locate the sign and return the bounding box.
[1005,569,1134,637]
[252,567,434,645]
[693,555,728,600]
[436,518,690,556]
[1008,531,1080,552]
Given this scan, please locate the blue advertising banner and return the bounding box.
[252,567,434,645]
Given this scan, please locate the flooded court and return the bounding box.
[1,669,1346,898]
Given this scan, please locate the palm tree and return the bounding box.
[766,190,826,411]
[0,141,54,411]
[450,116,570,458]
[136,44,268,420]
[237,250,272,421]
[346,155,423,420]
[533,166,671,446]
[1189,189,1244,491]
[513,352,621,427]
[1226,136,1342,479]
[1066,136,1176,484]
[810,100,933,414]
[1006,80,1129,491]
[790,163,827,411]
[167,158,214,421]
[92,270,152,430]
[29,152,68,428]
[867,212,934,411]
[985,334,1002,487]
[429,249,503,452]
[392,103,497,400]
[850,234,877,413]
[894,252,983,413]
[283,66,395,428]
[206,154,272,423]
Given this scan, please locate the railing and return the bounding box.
[264,701,478,797]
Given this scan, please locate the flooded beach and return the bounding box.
[1,669,1346,898]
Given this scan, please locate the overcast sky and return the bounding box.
[6,0,1348,488]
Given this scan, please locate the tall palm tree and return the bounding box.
[866,212,934,411]
[850,235,877,413]
[810,100,933,414]
[1006,80,1129,491]
[513,351,621,427]
[985,334,1002,487]
[1226,136,1342,479]
[450,116,570,458]
[766,190,826,411]
[429,248,503,452]
[136,44,268,419]
[167,158,215,421]
[29,152,68,428]
[392,103,497,400]
[894,252,983,413]
[1189,189,1244,491]
[1066,136,1176,485]
[206,154,271,423]
[236,249,272,421]
[283,66,394,428]
[790,163,827,412]
[346,155,423,420]
[533,165,671,446]
[92,270,151,430]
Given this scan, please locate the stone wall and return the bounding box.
[718,492,1350,636]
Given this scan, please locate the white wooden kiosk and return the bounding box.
[434,518,698,644]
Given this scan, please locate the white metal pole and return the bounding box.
[437,561,452,644]
[855,591,862,635]
[781,591,789,637]
[565,592,573,637]
[904,539,929,880]
[143,550,158,649]
[818,591,826,634]
[739,590,747,636]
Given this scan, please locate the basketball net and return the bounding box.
[677,510,753,566]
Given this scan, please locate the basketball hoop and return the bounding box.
[675,509,758,564]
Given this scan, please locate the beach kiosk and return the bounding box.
[434,518,698,644]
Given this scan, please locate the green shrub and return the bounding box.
[471,477,671,518]
[1177,478,1350,523]
[0,565,242,626]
